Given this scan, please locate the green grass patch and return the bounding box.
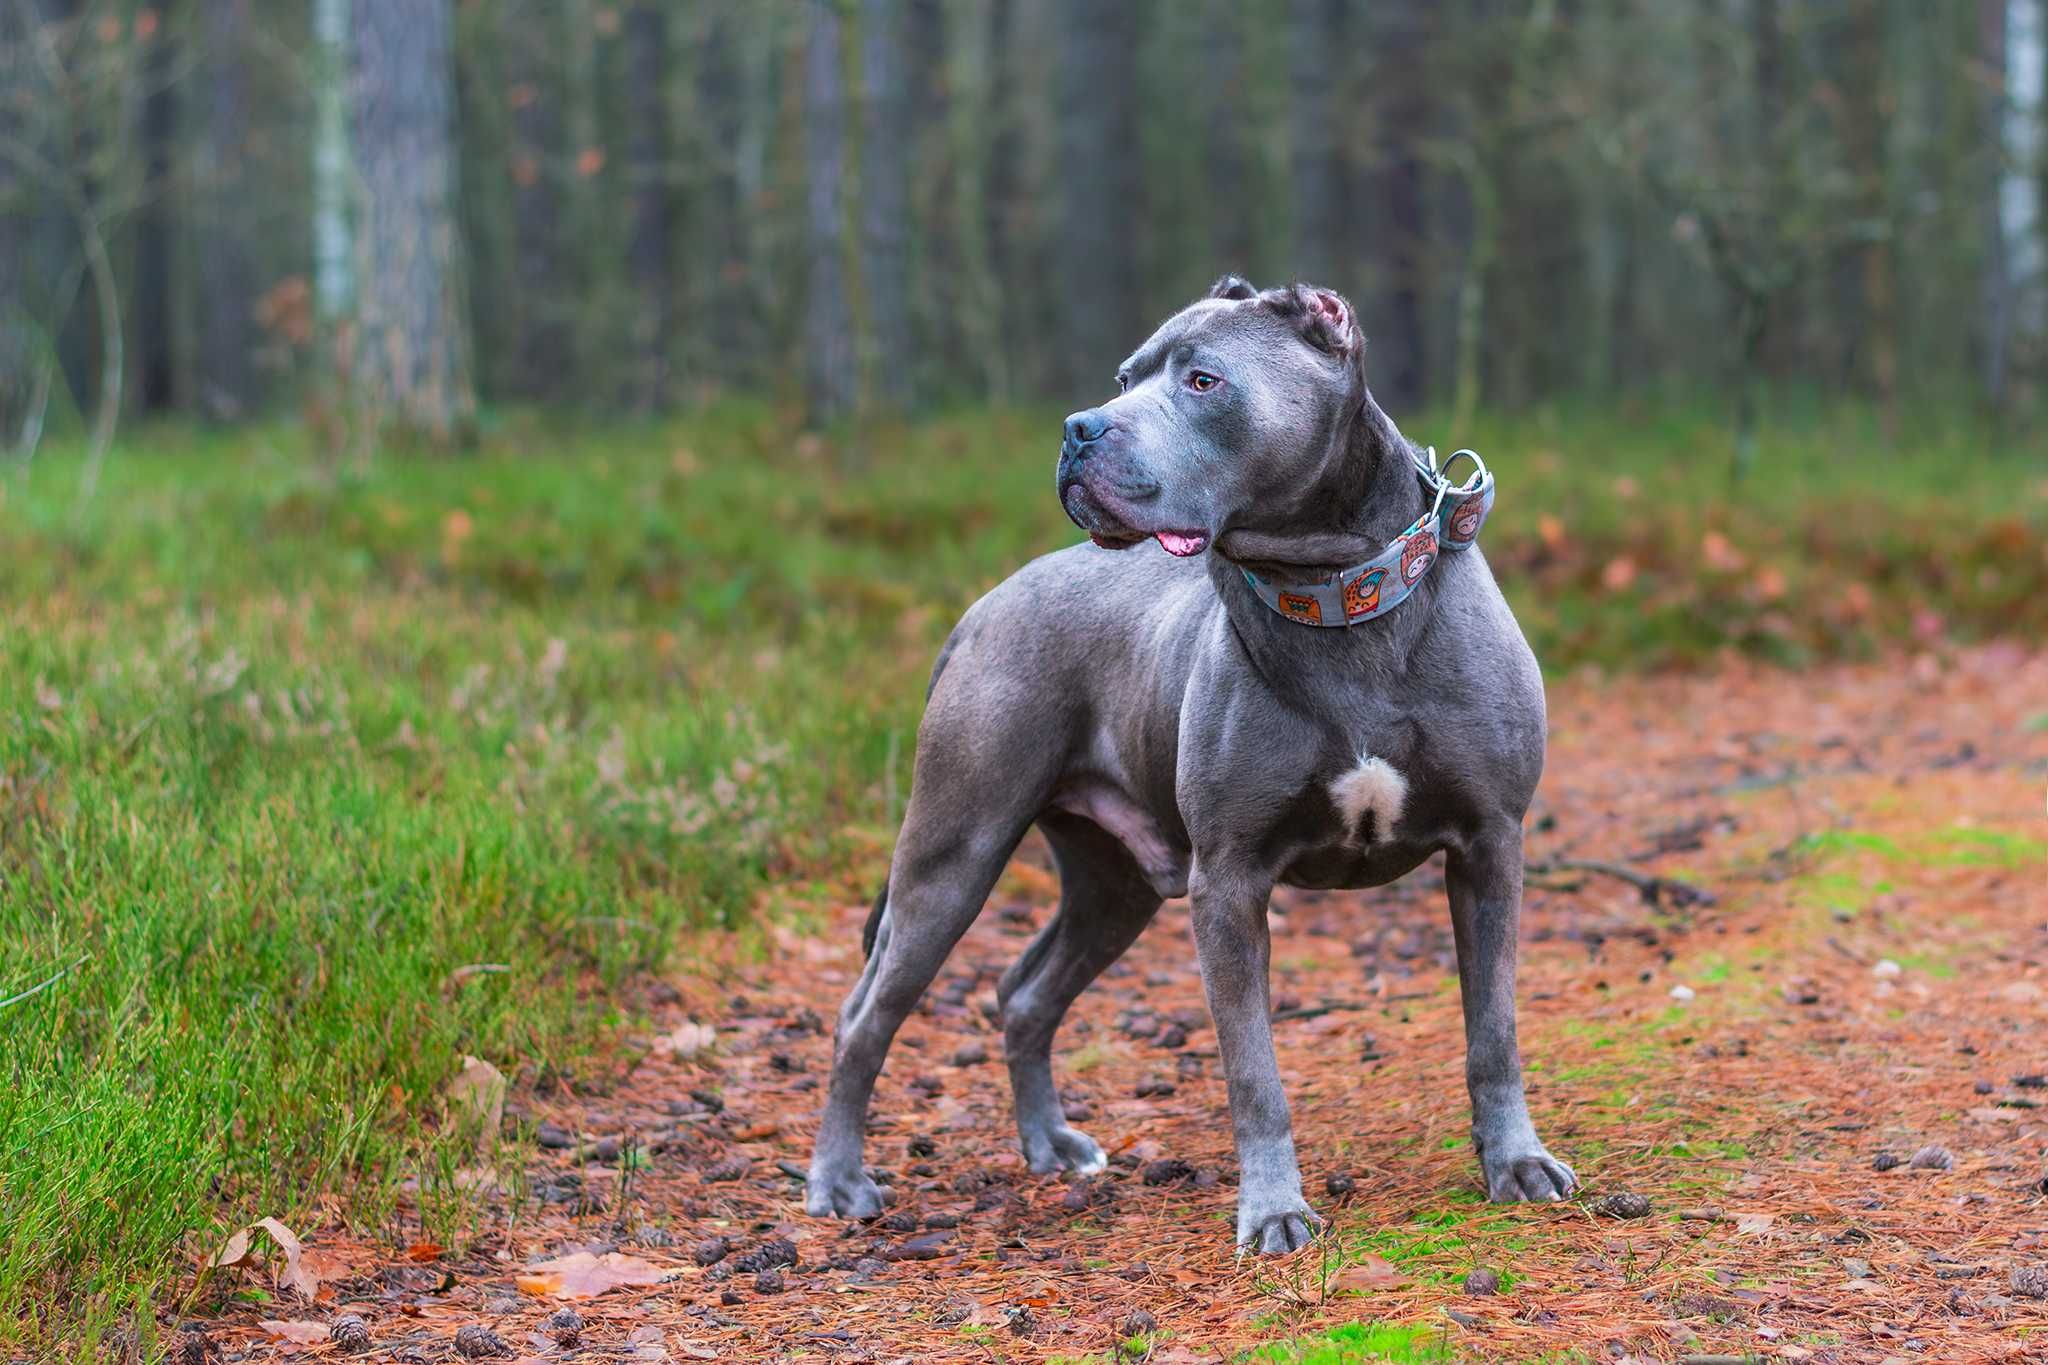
[1245,1320,1454,1363]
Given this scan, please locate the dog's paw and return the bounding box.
[1022,1124,1107,1176]
[1235,1199,1324,1254]
[1481,1146,1576,1203]
[803,1166,887,1220]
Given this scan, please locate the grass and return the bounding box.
[1,395,2042,1351]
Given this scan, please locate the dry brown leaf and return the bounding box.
[447,1054,507,1134]
[1327,1253,1407,1293]
[657,1021,716,1058]
[406,1241,445,1262]
[258,1319,329,1345]
[213,1217,319,1299]
[517,1250,673,1299]
[1735,1212,1776,1235]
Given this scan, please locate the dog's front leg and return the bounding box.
[1190,866,1320,1252]
[1446,826,1576,1202]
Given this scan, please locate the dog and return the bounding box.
[805,276,1574,1251]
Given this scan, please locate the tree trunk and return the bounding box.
[860,0,913,411]
[1052,0,1141,397]
[349,0,474,444]
[312,0,353,328]
[1376,0,1430,411]
[1205,0,1254,276]
[2002,0,2045,370]
[130,19,179,413]
[623,0,670,411]
[503,0,567,401]
[196,0,257,418]
[982,0,1024,398]
[1289,0,1344,284]
[1983,0,2014,407]
[803,0,857,422]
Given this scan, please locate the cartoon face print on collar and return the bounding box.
[1398,529,1438,586]
[1344,567,1388,619]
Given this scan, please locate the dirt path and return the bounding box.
[201,647,2048,1363]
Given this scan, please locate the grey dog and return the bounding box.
[805,276,1575,1252]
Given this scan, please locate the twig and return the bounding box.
[1527,857,1715,909]
[1270,995,1426,1024]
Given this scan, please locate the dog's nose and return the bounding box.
[1063,409,1113,449]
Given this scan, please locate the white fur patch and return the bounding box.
[1328,755,1407,843]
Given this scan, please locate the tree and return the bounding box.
[803,0,856,422]
[860,0,912,411]
[349,0,474,443]
[195,0,256,418]
[1052,0,1141,398]
[1289,0,1345,284]
[623,0,671,411]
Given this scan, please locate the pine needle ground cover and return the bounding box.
[0,401,2043,1354]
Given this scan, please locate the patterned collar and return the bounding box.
[1240,447,1494,628]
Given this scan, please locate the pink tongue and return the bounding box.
[1156,531,1207,557]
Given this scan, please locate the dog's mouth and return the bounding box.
[1086,528,1210,556]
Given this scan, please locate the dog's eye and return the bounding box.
[1187,371,1220,392]
[1115,371,1130,393]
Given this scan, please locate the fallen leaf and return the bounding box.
[258,1320,329,1345]
[1328,1253,1408,1292]
[517,1250,673,1299]
[214,1217,319,1299]
[448,1054,507,1134]
[1734,1212,1776,1235]
[406,1241,445,1262]
[299,1246,352,1287]
[658,1021,716,1058]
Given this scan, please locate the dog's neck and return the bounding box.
[1212,392,1425,585]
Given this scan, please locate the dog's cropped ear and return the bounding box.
[1208,274,1258,301]
[1274,283,1358,357]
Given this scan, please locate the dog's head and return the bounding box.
[1057,276,1390,565]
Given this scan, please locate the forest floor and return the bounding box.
[187,643,2048,1364]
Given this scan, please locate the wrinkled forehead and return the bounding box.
[1118,298,1300,376]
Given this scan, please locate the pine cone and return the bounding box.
[2011,1265,2048,1299]
[541,1308,584,1346]
[1591,1191,1653,1219]
[453,1325,511,1359]
[1908,1144,1954,1171]
[170,1328,217,1365]
[1871,1152,1901,1171]
[732,1236,798,1273]
[330,1315,371,1353]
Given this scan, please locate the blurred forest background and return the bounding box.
[4,0,2047,454]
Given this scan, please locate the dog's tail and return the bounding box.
[860,877,890,960]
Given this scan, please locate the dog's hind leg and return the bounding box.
[807,807,1033,1219]
[997,812,1162,1175]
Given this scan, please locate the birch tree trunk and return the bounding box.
[2002,0,2045,373]
[349,0,474,444]
[803,0,857,421]
[312,0,353,329]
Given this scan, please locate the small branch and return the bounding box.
[1527,857,1715,909]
